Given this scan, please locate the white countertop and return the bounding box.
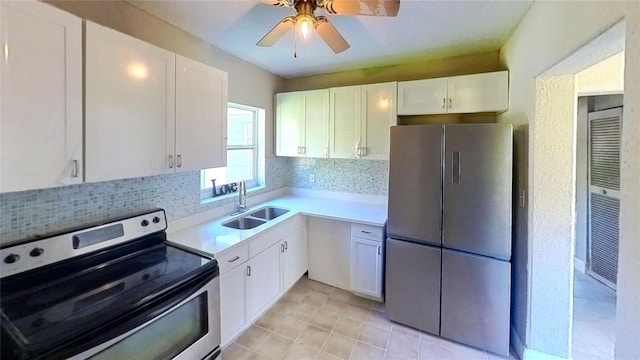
[167,191,387,258]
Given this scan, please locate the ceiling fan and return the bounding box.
[256,0,400,54]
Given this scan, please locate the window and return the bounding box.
[201,103,262,198]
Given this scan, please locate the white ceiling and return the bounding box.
[128,0,533,79]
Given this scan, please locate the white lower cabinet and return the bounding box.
[246,243,281,321]
[219,215,307,347]
[280,224,308,293]
[219,263,246,346]
[350,223,384,300]
[351,237,383,300]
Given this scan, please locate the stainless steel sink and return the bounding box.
[222,217,266,230]
[249,207,289,220]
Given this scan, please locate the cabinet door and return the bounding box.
[447,71,508,113]
[246,243,281,320]
[175,55,228,171]
[85,21,176,182]
[350,237,383,299]
[219,263,246,346]
[281,224,308,292]
[397,78,448,115]
[361,82,397,160]
[0,1,82,192]
[302,89,329,158]
[275,92,303,157]
[329,86,361,159]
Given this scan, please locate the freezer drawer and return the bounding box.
[385,238,441,335]
[440,249,511,357]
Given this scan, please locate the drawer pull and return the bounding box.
[227,256,240,263]
[284,241,288,250]
[361,230,372,234]
[246,265,251,276]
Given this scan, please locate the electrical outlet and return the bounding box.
[309,173,315,183]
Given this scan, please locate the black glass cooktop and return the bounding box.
[0,234,216,360]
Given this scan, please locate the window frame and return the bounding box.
[200,102,260,199]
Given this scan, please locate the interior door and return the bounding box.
[587,107,622,289]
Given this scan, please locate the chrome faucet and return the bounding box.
[238,180,247,213]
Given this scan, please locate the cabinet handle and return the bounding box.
[297,146,301,154]
[169,155,174,169]
[281,243,285,253]
[362,147,367,156]
[71,160,79,178]
[442,98,446,109]
[378,246,381,255]
[284,241,288,250]
[361,230,372,234]
[246,265,251,276]
[228,256,240,263]
[448,98,452,109]
[302,146,306,155]
[177,154,182,168]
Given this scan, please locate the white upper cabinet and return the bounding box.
[397,78,448,115]
[302,90,329,158]
[328,82,397,160]
[175,55,228,171]
[360,82,397,160]
[275,89,329,158]
[86,22,228,182]
[0,1,82,193]
[275,92,304,157]
[329,86,361,159]
[397,71,508,115]
[447,71,509,113]
[85,21,176,182]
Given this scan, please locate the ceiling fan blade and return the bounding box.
[314,17,350,54]
[322,0,400,16]
[257,17,295,47]
[254,0,295,7]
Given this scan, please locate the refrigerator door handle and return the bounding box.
[452,151,461,184]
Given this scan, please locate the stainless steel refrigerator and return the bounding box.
[385,124,512,357]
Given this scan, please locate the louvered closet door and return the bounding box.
[588,107,622,289]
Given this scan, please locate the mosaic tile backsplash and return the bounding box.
[287,158,389,196]
[0,157,287,243]
[0,157,387,243]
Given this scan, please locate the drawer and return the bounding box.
[217,243,248,274]
[351,223,383,241]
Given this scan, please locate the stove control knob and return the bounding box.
[30,248,44,257]
[4,254,20,264]
[141,219,149,227]
[152,216,161,224]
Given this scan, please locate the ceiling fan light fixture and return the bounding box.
[296,14,314,39]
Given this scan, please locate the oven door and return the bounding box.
[69,276,220,360]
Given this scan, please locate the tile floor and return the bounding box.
[222,275,518,360]
[572,271,616,360]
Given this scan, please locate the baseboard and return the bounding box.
[511,327,571,360]
[574,257,586,274]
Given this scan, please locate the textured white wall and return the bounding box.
[615,7,640,358]
[498,1,639,358]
